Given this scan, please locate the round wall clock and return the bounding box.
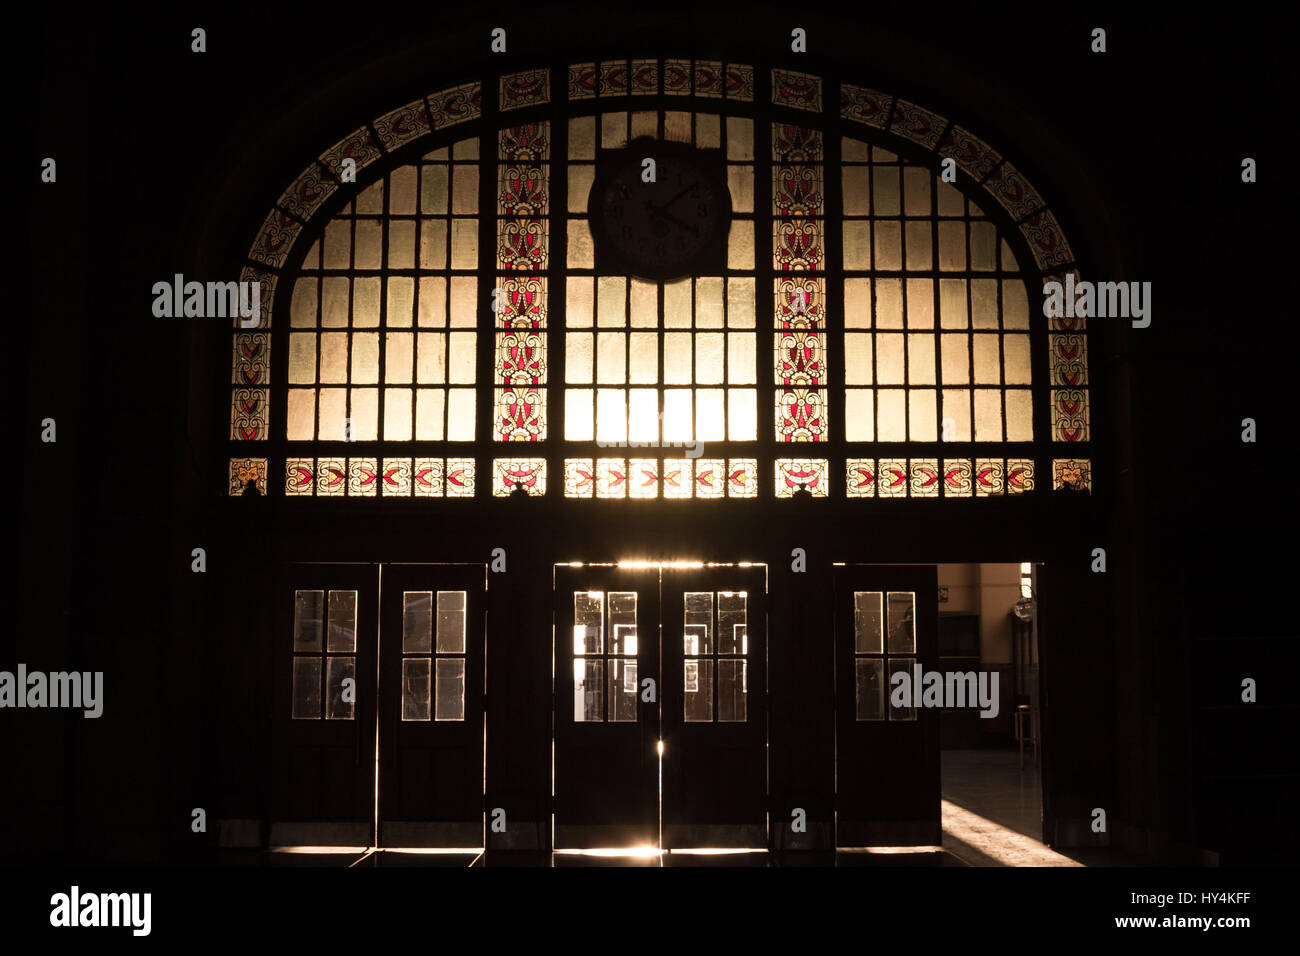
[588,138,732,280]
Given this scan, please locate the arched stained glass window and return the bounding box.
[228,62,1090,500]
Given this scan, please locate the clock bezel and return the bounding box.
[586,137,733,281]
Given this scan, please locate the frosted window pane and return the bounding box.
[942,389,972,441]
[436,591,466,653]
[288,333,317,384]
[596,389,627,442]
[630,279,658,328]
[970,221,997,271]
[728,221,754,269]
[416,332,446,384]
[385,332,413,384]
[291,279,317,328]
[873,221,901,269]
[728,333,755,383]
[905,221,931,269]
[973,389,1002,441]
[906,278,933,328]
[387,277,414,328]
[908,333,935,385]
[876,278,903,329]
[567,277,594,327]
[727,278,755,328]
[1005,390,1034,441]
[665,333,692,384]
[876,333,904,384]
[383,388,412,440]
[353,278,381,328]
[414,388,445,440]
[843,166,869,215]
[446,389,475,441]
[843,221,869,270]
[909,390,937,440]
[351,332,380,384]
[450,277,477,328]
[941,334,969,384]
[726,117,754,160]
[877,389,906,441]
[845,278,871,328]
[697,333,724,383]
[664,279,691,328]
[972,334,1001,384]
[451,166,478,214]
[971,279,999,329]
[420,220,447,269]
[567,220,594,268]
[1004,334,1032,384]
[663,390,693,441]
[569,165,594,213]
[354,221,382,269]
[629,332,658,383]
[939,279,967,329]
[728,389,756,440]
[696,390,725,441]
[417,277,446,327]
[447,332,476,383]
[402,658,431,721]
[873,167,899,216]
[567,333,593,383]
[596,332,626,384]
[727,165,754,213]
[597,277,626,327]
[845,390,874,440]
[845,333,872,385]
[628,389,659,441]
[286,389,315,440]
[938,221,965,270]
[696,277,724,329]
[319,333,348,384]
[565,389,594,440]
[318,388,346,440]
[422,165,448,214]
[1003,280,1029,329]
[903,167,931,215]
[386,221,415,269]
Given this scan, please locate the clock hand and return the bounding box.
[643,182,699,215]
[646,205,700,236]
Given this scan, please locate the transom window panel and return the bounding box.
[495,123,550,441]
[288,138,480,443]
[841,138,1032,444]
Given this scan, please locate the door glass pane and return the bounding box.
[717,659,747,722]
[888,657,917,721]
[887,592,915,653]
[435,658,465,721]
[609,592,637,655]
[403,591,433,653]
[574,658,604,722]
[436,591,466,653]
[608,658,638,722]
[717,591,747,654]
[327,590,358,652]
[854,591,883,654]
[325,656,356,720]
[684,659,714,722]
[292,657,322,719]
[855,658,884,721]
[402,657,431,720]
[293,590,324,651]
[574,592,604,654]
[684,592,713,655]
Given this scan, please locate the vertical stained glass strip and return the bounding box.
[496,124,550,441]
[772,126,826,444]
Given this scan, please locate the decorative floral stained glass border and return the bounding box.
[231,63,1089,498]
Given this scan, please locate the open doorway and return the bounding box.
[936,563,1066,866]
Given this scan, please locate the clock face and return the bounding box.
[589,140,730,280]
